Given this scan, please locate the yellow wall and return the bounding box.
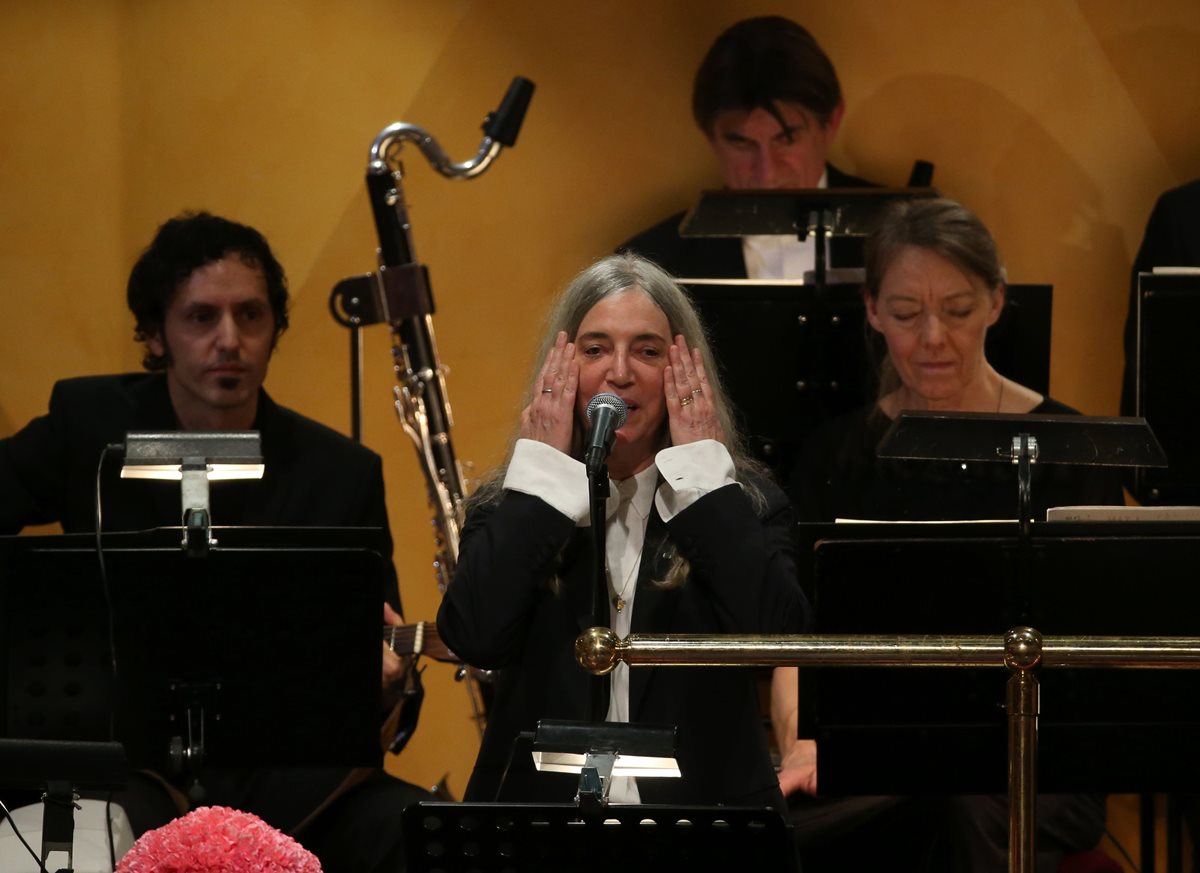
[2,0,1198,810]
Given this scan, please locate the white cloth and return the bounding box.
[503,438,737,802]
[741,169,829,282]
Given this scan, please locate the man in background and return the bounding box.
[0,211,430,872]
[620,15,876,280]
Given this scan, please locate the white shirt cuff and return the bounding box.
[654,439,737,522]
[502,438,589,523]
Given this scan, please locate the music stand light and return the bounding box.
[876,411,1165,468]
[679,187,937,289]
[877,411,1165,534]
[530,720,680,805]
[120,431,264,555]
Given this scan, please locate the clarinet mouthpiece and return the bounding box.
[483,76,536,147]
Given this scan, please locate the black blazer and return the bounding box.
[438,473,809,810]
[1120,179,1200,415]
[0,373,393,553]
[0,372,403,832]
[617,163,878,279]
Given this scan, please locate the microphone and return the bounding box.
[584,393,628,473]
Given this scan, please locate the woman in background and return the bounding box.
[778,198,1120,872]
[792,197,1121,521]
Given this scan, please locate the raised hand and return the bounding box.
[663,335,723,446]
[519,330,579,455]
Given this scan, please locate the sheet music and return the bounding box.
[1046,505,1200,521]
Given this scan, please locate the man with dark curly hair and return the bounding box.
[0,211,430,873]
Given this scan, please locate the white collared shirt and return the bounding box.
[741,169,829,281]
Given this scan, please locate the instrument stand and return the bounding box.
[40,780,77,873]
[166,681,217,806]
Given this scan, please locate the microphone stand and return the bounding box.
[587,462,611,722]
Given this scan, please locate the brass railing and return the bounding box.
[575,627,1200,873]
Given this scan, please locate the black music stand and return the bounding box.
[681,283,1052,478]
[1,528,383,788]
[402,801,798,872]
[797,520,1200,796]
[680,187,937,289]
[877,411,1164,533]
[1133,270,1200,503]
[425,719,796,870]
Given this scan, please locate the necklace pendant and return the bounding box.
[613,595,626,612]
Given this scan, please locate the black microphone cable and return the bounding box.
[95,442,125,871]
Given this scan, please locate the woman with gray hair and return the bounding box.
[438,253,809,809]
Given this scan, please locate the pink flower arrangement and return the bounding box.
[117,806,322,873]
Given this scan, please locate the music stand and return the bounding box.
[442,718,795,870]
[796,520,1200,795]
[120,430,265,556]
[878,411,1163,537]
[680,187,937,289]
[402,801,798,872]
[1133,270,1200,503]
[1,528,383,788]
[528,720,679,804]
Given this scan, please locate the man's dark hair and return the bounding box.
[692,16,843,134]
[127,211,290,371]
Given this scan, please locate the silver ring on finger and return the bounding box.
[541,388,554,394]
[691,387,702,396]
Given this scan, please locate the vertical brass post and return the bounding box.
[1005,627,1042,873]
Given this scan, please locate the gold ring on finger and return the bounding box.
[691,388,702,396]
[541,388,553,394]
[679,396,693,407]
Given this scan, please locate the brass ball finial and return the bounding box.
[576,626,620,675]
[1004,626,1043,670]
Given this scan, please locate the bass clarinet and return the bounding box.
[330,76,535,727]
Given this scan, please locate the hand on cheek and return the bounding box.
[663,335,722,446]
[519,330,578,455]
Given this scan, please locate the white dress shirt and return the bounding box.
[741,169,829,281]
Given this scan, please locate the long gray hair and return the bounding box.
[472,253,769,588]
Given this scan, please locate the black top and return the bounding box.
[439,473,809,810]
[789,397,1125,522]
[617,163,878,279]
[0,373,399,606]
[0,372,407,834]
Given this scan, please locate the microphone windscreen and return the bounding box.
[585,392,628,428]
